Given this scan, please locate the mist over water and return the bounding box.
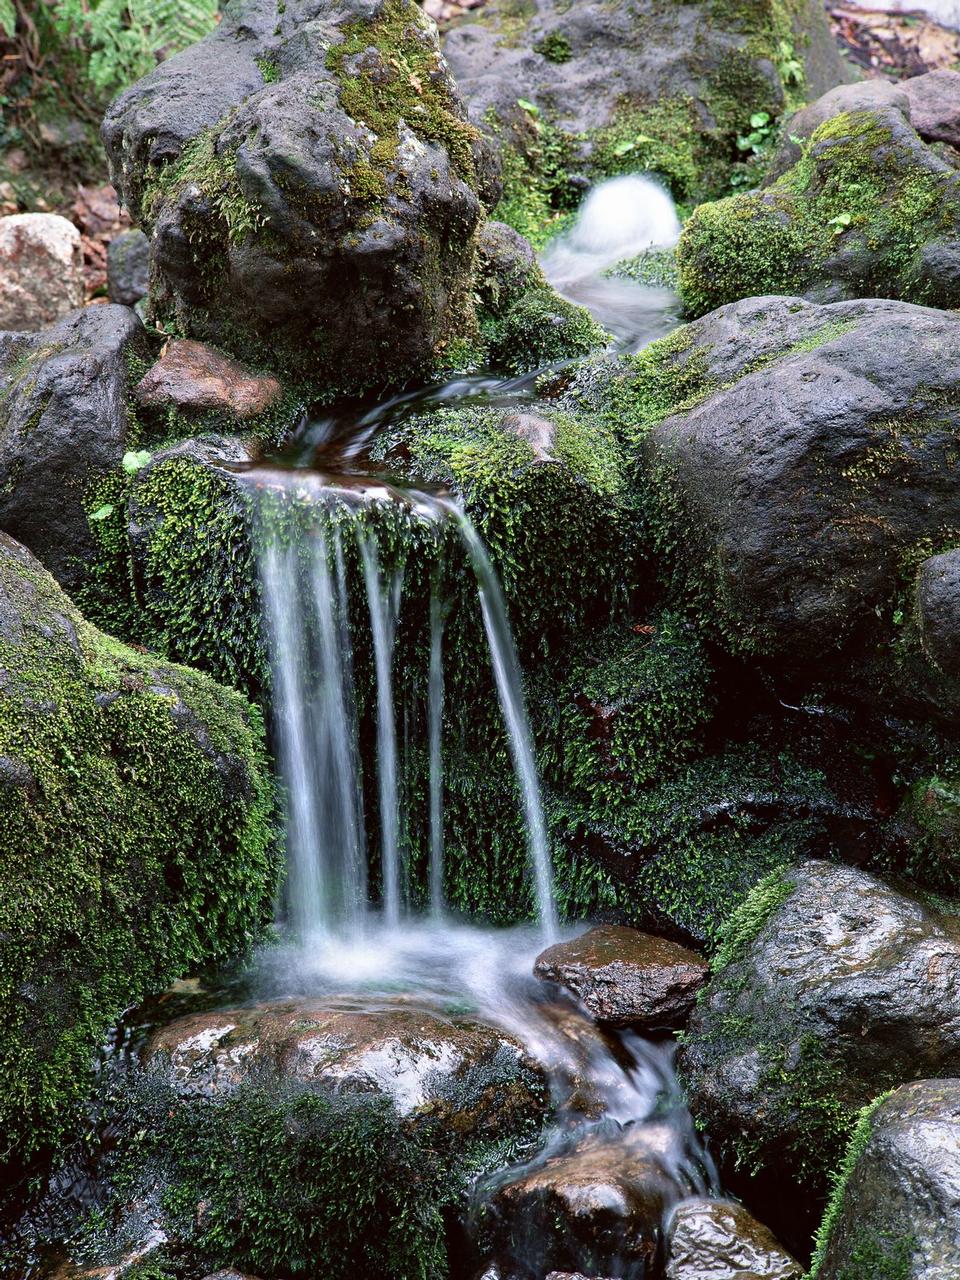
[541,173,682,350]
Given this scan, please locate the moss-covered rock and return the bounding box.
[102,0,499,397]
[444,0,852,245]
[680,862,960,1250]
[677,101,960,316]
[0,532,277,1167]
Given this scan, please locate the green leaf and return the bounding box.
[749,112,770,129]
[612,140,636,157]
[89,503,115,522]
[121,449,152,474]
[517,98,540,115]
[0,0,15,38]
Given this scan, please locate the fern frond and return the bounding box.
[0,0,16,39]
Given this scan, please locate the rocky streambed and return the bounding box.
[3,0,960,1277]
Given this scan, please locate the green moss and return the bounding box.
[678,108,960,316]
[79,455,265,695]
[0,543,278,1165]
[534,30,573,62]
[141,126,264,245]
[808,1092,895,1279]
[482,287,609,374]
[711,866,794,970]
[604,246,679,290]
[328,0,483,191]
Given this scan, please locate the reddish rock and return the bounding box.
[534,925,708,1029]
[665,1198,801,1280]
[135,339,282,421]
[902,68,960,148]
[486,1124,691,1277]
[0,213,84,330]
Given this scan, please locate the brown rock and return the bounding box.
[901,68,960,148]
[145,998,546,1140]
[534,925,708,1029]
[665,1198,802,1280]
[486,1124,691,1277]
[0,213,84,330]
[135,339,282,421]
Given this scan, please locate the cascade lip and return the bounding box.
[234,460,455,520]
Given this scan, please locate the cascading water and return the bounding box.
[244,175,721,1277]
[254,482,559,939]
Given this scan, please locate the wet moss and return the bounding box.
[0,542,277,1166]
[482,287,609,374]
[678,108,960,316]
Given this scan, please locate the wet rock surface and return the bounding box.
[444,0,849,178]
[135,339,282,421]
[102,0,496,394]
[665,1198,801,1279]
[482,1124,697,1280]
[146,999,547,1139]
[534,926,707,1030]
[680,862,960,1211]
[637,296,960,677]
[0,213,85,330]
[0,303,150,592]
[106,228,150,306]
[917,548,960,674]
[814,1079,960,1280]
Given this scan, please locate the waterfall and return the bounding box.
[357,530,404,927]
[428,587,446,916]
[253,486,557,941]
[453,513,559,941]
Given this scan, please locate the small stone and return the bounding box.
[135,339,283,421]
[0,213,84,330]
[901,68,960,148]
[107,229,150,306]
[534,925,708,1029]
[486,1124,692,1278]
[665,1198,802,1280]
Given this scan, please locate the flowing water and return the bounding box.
[228,178,719,1275]
[22,179,723,1277]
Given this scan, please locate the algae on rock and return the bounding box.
[0,532,277,1166]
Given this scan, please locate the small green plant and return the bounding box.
[534,31,573,63]
[121,448,152,474]
[0,0,15,39]
[51,0,218,96]
[736,110,773,158]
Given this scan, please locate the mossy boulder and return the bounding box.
[102,0,499,396]
[443,0,852,245]
[677,97,960,316]
[809,1080,960,1280]
[680,862,960,1251]
[0,532,277,1167]
[38,1002,545,1280]
[576,296,960,682]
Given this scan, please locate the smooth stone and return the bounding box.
[534,925,708,1029]
[145,999,546,1139]
[665,1198,802,1279]
[902,68,960,148]
[484,1123,694,1278]
[918,548,960,673]
[107,228,150,306]
[815,1080,960,1280]
[135,339,282,421]
[0,213,84,330]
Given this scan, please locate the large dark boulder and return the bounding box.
[811,1080,960,1280]
[629,296,960,676]
[0,304,151,594]
[102,0,498,395]
[678,91,960,315]
[443,0,852,237]
[679,862,960,1242]
[0,532,276,1166]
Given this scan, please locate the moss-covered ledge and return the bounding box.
[0,532,278,1168]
